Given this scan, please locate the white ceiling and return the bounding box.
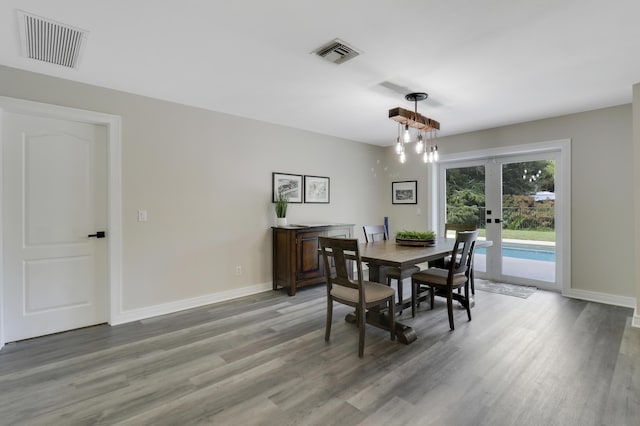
[2,0,640,146]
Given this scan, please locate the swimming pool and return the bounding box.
[475,243,555,262]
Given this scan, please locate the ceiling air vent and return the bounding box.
[16,10,88,68]
[314,39,360,64]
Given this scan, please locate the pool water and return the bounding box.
[475,244,555,262]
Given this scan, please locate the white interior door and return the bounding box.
[2,112,107,342]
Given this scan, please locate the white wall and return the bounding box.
[0,65,388,319]
[382,105,635,299]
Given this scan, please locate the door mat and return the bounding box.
[475,280,537,299]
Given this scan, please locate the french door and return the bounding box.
[440,151,562,290]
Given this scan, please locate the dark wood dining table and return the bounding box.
[352,237,492,344]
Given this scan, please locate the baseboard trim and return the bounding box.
[110,282,273,326]
[563,288,636,309]
[633,309,640,328]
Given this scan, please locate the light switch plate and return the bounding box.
[138,209,148,222]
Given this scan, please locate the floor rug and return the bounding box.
[475,279,537,299]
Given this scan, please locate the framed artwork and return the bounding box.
[392,180,417,204]
[304,175,330,203]
[272,172,303,203]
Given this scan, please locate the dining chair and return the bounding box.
[410,230,477,330]
[443,223,478,295]
[444,223,477,239]
[362,225,420,313]
[319,236,396,357]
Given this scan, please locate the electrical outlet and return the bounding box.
[138,209,148,222]
[235,266,242,276]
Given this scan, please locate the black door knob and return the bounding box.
[88,231,106,238]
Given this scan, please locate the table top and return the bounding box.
[359,238,492,268]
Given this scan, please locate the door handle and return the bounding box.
[88,231,106,238]
[494,219,502,224]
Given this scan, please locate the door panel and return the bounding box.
[499,159,556,283]
[25,256,92,312]
[3,112,107,342]
[443,162,487,273]
[25,133,92,245]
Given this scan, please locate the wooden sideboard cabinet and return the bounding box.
[272,224,354,296]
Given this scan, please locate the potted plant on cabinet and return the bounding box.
[275,191,288,227]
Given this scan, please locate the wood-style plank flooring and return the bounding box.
[0,282,639,425]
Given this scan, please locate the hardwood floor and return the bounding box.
[0,283,638,425]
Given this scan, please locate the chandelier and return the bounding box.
[389,92,440,164]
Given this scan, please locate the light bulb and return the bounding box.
[433,147,439,162]
[415,134,424,154]
[423,151,428,163]
[399,151,406,163]
[428,150,434,163]
[403,124,411,143]
[395,138,402,154]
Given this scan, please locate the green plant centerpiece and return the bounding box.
[395,230,436,246]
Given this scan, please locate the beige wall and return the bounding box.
[1,63,636,324]
[376,152,436,237]
[383,105,636,298]
[0,65,387,313]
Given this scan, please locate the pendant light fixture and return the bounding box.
[389,92,440,163]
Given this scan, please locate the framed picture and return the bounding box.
[272,172,303,203]
[304,175,330,203]
[392,180,417,204]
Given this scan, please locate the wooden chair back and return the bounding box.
[444,223,477,239]
[318,237,364,298]
[448,230,478,278]
[362,225,388,242]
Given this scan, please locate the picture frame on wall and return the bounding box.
[272,172,303,203]
[392,180,417,204]
[304,175,330,203]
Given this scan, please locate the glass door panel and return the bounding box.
[444,164,486,273]
[500,159,556,283]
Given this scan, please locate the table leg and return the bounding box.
[344,309,417,344]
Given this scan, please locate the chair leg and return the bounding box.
[325,299,333,341]
[447,287,455,330]
[388,298,396,341]
[358,306,366,357]
[465,283,472,321]
[470,268,475,295]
